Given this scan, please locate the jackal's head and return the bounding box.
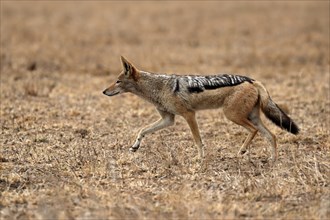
[103,56,140,96]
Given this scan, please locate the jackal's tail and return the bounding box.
[253,81,299,134]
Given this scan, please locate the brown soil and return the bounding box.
[1,2,329,219]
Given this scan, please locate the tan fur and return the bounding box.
[103,56,299,162]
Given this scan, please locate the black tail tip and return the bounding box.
[288,123,300,135]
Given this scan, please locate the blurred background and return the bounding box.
[1,2,329,219]
[1,2,328,75]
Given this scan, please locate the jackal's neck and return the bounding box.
[132,71,171,105]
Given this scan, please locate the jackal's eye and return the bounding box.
[116,80,122,84]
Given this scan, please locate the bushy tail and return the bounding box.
[253,81,299,134]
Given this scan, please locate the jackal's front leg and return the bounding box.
[182,111,204,159]
[130,109,175,152]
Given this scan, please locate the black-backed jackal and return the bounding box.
[103,56,299,162]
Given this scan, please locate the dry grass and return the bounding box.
[1,2,329,219]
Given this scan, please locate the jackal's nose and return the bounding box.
[103,89,120,96]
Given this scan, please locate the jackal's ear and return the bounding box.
[120,56,138,79]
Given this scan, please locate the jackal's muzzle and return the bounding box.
[103,89,120,96]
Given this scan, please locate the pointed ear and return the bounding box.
[120,56,135,73]
[120,56,139,80]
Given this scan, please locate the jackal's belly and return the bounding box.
[189,89,229,110]
[187,84,255,111]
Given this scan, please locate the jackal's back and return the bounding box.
[156,73,256,111]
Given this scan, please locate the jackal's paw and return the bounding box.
[129,147,138,152]
[191,155,204,164]
[237,149,247,156]
[240,150,247,155]
[270,157,277,164]
[130,142,140,152]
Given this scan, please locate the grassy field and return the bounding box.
[1,2,329,219]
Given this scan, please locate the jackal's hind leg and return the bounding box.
[248,107,278,162]
[238,129,258,155]
[236,119,258,156]
[249,111,277,162]
[253,120,277,162]
[130,109,175,152]
[223,108,258,156]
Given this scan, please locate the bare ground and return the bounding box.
[0,2,329,219]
